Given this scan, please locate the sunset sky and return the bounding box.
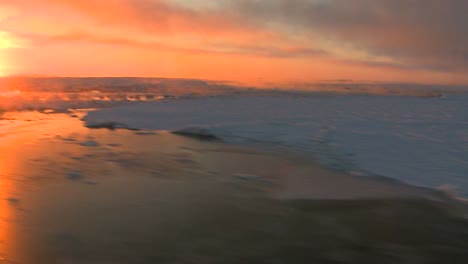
[0,0,467,85]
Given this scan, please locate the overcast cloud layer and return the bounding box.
[0,0,467,84]
[231,0,468,71]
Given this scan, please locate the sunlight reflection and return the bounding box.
[0,111,90,262]
[0,133,19,261]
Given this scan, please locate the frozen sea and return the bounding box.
[2,77,468,196]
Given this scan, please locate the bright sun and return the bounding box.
[0,33,12,49]
[0,31,18,76]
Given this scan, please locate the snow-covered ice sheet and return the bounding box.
[84,94,468,196]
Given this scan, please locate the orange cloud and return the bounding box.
[0,0,467,85]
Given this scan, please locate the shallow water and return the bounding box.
[0,111,295,263]
[0,112,467,263]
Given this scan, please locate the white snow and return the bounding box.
[84,94,468,196]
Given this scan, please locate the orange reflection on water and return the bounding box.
[0,111,89,262]
[0,129,20,262]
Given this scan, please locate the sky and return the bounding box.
[0,0,467,85]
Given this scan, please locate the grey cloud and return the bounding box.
[224,0,468,71]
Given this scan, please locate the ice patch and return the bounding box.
[67,171,83,180]
[80,141,99,147]
[134,131,157,136]
[172,127,221,141]
[6,197,20,204]
[86,121,130,130]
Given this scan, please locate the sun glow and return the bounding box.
[0,32,15,49]
[0,31,23,76]
[0,33,9,76]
